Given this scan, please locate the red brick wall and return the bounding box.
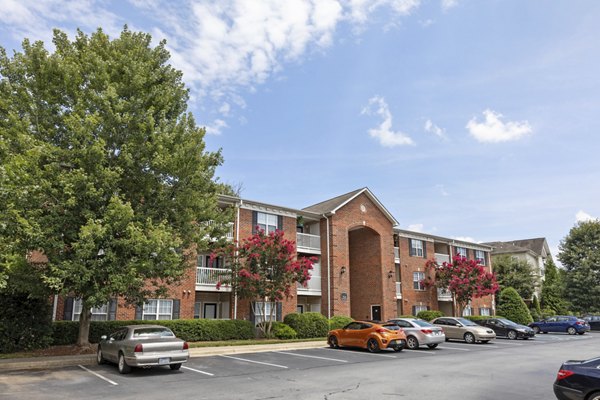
[398,238,437,314]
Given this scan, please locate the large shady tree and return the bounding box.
[0,28,231,346]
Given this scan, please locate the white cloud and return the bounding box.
[361,96,415,147]
[441,0,458,11]
[219,103,231,116]
[435,184,449,196]
[576,210,597,222]
[205,119,228,135]
[454,236,476,243]
[424,119,447,139]
[466,109,532,143]
[407,223,424,232]
[346,0,420,25]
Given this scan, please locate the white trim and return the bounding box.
[240,203,296,218]
[330,188,398,225]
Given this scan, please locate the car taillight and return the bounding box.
[183,342,189,350]
[134,344,143,353]
[576,321,583,325]
[376,328,388,334]
[557,369,575,380]
[421,329,433,334]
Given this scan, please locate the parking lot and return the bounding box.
[1,332,597,400]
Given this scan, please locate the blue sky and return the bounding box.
[2,0,600,260]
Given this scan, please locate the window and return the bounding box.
[257,212,278,233]
[412,305,428,316]
[413,271,425,290]
[143,299,173,320]
[73,299,108,321]
[479,307,491,316]
[194,302,201,319]
[410,239,424,257]
[254,301,276,325]
[455,246,467,258]
[462,305,472,316]
[198,254,223,269]
[475,250,486,265]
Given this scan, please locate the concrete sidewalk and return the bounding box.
[0,341,328,372]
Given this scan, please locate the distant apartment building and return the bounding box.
[54,188,495,323]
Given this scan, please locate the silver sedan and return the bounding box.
[388,318,446,349]
[97,325,189,374]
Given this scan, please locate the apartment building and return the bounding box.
[54,187,495,323]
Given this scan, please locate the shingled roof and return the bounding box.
[484,237,549,257]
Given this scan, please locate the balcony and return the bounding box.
[196,267,232,292]
[394,247,400,262]
[435,253,450,265]
[297,262,321,296]
[437,287,452,301]
[297,233,321,254]
[395,282,402,299]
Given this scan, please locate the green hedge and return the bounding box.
[416,310,444,321]
[271,322,297,340]
[283,312,329,338]
[327,315,353,331]
[0,293,53,353]
[463,315,506,322]
[51,319,255,345]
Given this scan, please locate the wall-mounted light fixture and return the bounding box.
[387,270,394,279]
[340,266,346,274]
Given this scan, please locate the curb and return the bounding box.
[0,341,328,372]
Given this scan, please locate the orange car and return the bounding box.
[327,320,407,353]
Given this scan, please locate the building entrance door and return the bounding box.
[371,305,381,321]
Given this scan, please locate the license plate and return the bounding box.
[158,357,170,365]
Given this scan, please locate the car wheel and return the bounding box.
[329,335,339,349]
[427,344,438,349]
[118,352,131,374]
[587,391,600,400]
[96,347,105,365]
[406,336,419,350]
[480,340,490,344]
[507,330,518,340]
[367,338,380,353]
[532,326,540,334]
[464,332,476,344]
[567,327,577,335]
[170,363,182,371]
[578,332,585,335]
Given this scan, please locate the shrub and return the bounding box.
[271,322,297,340]
[497,287,534,325]
[463,315,506,322]
[416,310,444,321]
[0,293,53,353]
[51,319,255,345]
[283,312,328,338]
[328,315,353,331]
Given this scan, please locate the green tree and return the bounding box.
[491,255,535,301]
[530,294,542,321]
[0,28,230,346]
[212,229,315,338]
[496,287,533,325]
[541,258,568,314]
[558,220,600,313]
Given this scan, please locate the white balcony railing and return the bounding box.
[435,253,450,265]
[298,275,322,295]
[297,233,321,253]
[394,247,399,261]
[437,287,452,301]
[395,282,402,299]
[196,267,231,291]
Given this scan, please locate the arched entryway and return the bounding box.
[348,226,383,320]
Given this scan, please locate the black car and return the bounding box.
[477,318,535,340]
[582,315,600,331]
[554,357,600,400]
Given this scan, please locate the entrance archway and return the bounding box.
[348,226,383,320]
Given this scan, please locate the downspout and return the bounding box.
[234,200,242,320]
[323,213,331,320]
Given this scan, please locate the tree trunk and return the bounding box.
[77,303,92,347]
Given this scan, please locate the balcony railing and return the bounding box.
[394,247,399,262]
[297,275,322,295]
[437,287,452,301]
[196,267,232,291]
[297,233,321,253]
[435,253,450,265]
[395,282,402,299]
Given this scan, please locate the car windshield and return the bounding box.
[412,319,433,327]
[456,318,477,326]
[498,319,517,326]
[132,327,175,338]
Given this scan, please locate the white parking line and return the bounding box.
[219,355,288,369]
[489,341,524,346]
[324,349,398,359]
[405,350,436,355]
[437,346,470,351]
[78,365,118,386]
[274,351,348,363]
[181,366,214,376]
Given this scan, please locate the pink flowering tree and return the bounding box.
[423,255,499,316]
[211,229,316,338]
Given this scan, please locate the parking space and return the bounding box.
[2,332,598,399]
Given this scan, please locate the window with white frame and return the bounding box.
[455,246,467,258]
[413,305,428,316]
[413,271,425,290]
[257,212,278,233]
[410,239,424,257]
[254,301,276,325]
[462,305,472,316]
[475,250,486,265]
[73,299,108,321]
[143,299,173,320]
[479,307,491,316]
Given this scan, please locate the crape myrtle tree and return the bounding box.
[491,254,535,302]
[423,255,499,316]
[0,28,232,346]
[211,229,316,338]
[558,220,600,313]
